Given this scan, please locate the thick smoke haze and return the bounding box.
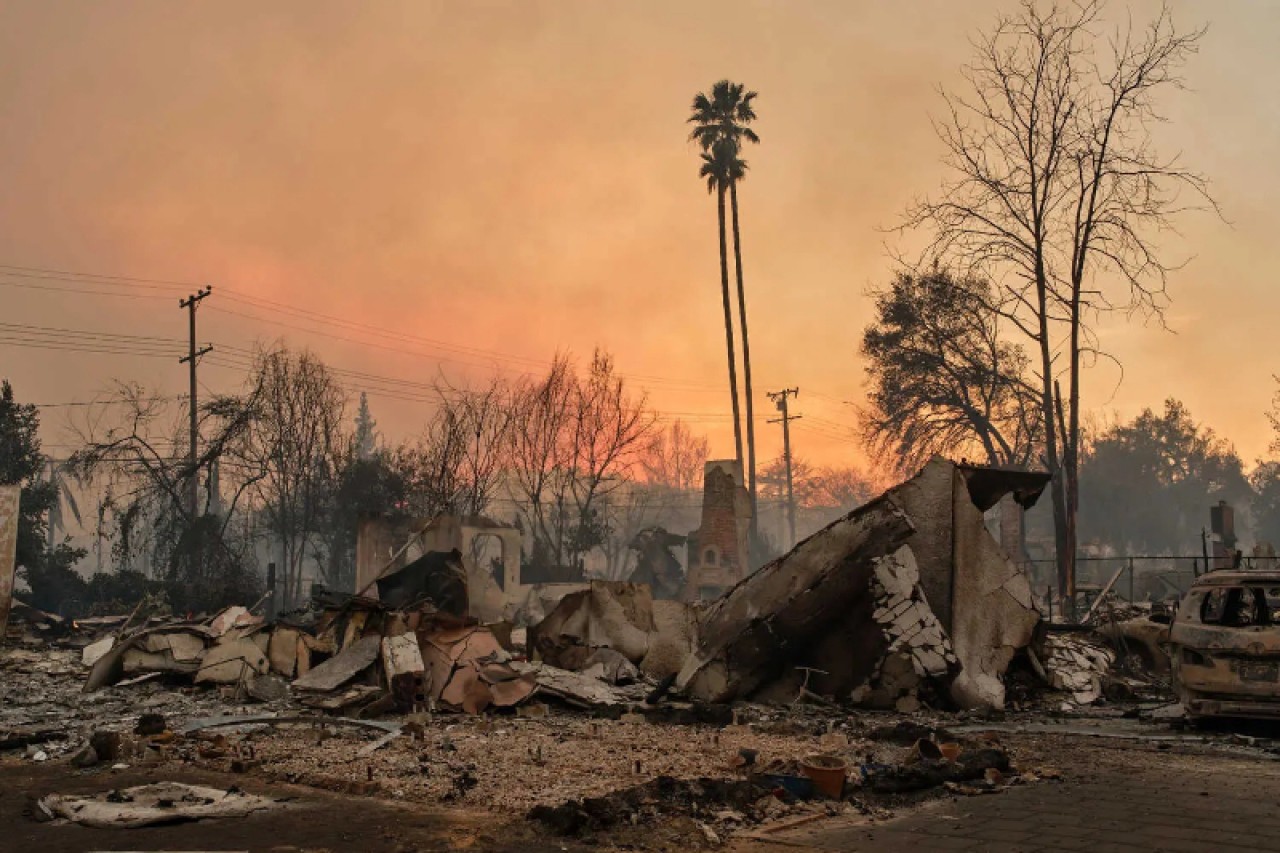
[1,1,1276,466]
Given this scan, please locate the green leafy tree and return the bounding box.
[1249,461,1280,551]
[1078,399,1250,553]
[861,269,1039,471]
[0,380,86,613]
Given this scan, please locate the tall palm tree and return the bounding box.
[689,80,760,551]
[698,138,745,479]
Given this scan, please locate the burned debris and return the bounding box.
[677,458,1044,712]
[1169,570,1280,721]
[0,459,1218,849]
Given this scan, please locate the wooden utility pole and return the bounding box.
[178,286,213,522]
[767,388,800,550]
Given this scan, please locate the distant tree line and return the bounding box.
[3,345,750,615]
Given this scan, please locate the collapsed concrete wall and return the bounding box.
[884,458,1043,708]
[856,546,959,711]
[945,469,1040,708]
[529,581,698,682]
[676,495,916,702]
[889,460,957,632]
[670,457,1045,711]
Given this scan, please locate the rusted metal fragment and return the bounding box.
[489,674,536,706]
[419,624,533,713]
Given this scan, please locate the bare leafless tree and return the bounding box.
[640,419,710,492]
[70,382,265,609]
[507,350,656,572]
[507,354,576,566]
[565,351,657,563]
[397,377,515,520]
[903,0,1213,604]
[235,347,346,607]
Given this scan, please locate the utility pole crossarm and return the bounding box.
[179,286,213,522]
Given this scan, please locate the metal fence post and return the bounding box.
[1128,557,1135,603]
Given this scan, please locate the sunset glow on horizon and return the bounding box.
[3,0,1278,473]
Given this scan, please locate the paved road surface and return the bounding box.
[740,733,1280,853]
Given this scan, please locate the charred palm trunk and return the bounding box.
[716,184,745,480]
[729,182,758,558]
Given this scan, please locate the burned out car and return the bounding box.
[1170,571,1280,720]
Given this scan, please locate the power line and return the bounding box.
[0,262,198,289]
[0,278,176,301]
[0,320,750,427]
[0,261,726,392]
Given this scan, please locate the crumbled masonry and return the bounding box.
[1,461,1198,850]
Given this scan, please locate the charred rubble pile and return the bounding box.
[533,459,1050,715]
[8,553,643,724]
[4,457,1163,730]
[1,457,1179,847]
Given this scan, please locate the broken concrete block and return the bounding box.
[946,471,1038,709]
[69,744,98,768]
[81,636,114,668]
[895,693,921,713]
[39,782,278,828]
[209,605,262,637]
[639,599,697,680]
[246,673,289,703]
[579,647,641,685]
[380,634,426,691]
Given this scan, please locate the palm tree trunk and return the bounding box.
[716,185,745,481]
[729,182,758,560]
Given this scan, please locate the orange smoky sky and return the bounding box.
[1,0,1277,471]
